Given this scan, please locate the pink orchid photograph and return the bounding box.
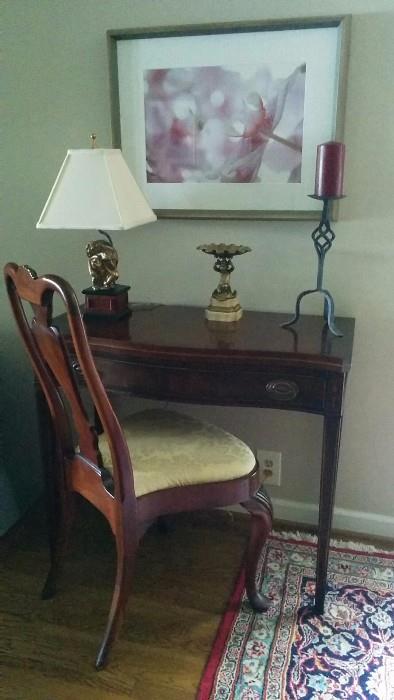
[144,63,305,185]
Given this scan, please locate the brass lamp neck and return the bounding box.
[98,229,114,247]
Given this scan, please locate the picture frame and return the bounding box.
[107,16,351,220]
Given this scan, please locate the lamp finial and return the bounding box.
[90,133,97,149]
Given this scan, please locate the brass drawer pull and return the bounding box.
[265,379,299,401]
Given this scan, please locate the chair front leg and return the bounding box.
[95,533,138,670]
[241,485,273,611]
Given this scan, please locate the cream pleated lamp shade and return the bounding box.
[36,149,157,230]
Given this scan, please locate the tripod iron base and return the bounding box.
[281,287,343,337]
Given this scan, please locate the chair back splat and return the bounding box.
[4,263,134,532]
[4,262,273,670]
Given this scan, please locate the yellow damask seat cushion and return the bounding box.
[98,409,256,498]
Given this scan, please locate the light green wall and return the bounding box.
[2,0,394,534]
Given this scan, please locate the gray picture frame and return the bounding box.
[107,16,351,221]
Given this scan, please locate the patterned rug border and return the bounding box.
[197,531,394,700]
[198,564,247,700]
[270,529,394,555]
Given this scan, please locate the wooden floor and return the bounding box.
[2,503,392,700]
[0,501,249,700]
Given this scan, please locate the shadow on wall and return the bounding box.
[0,328,43,534]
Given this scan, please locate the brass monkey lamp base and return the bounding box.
[83,229,130,321]
[197,243,251,322]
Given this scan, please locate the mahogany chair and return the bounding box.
[4,262,273,669]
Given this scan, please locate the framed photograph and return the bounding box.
[108,17,350,220]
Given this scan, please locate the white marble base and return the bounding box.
[205,295,243,322]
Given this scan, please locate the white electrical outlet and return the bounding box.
[257,450,282,486]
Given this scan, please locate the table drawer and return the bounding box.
[92,359,327,413]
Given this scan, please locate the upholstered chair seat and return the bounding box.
[98,408,256,497]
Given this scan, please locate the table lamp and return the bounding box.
[36,134,157,320]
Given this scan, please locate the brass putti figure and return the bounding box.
[197,243,251,322]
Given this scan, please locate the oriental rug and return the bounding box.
[197,533,394,700]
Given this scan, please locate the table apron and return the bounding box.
[86,357,346,416]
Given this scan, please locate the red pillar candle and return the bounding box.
[314,141,345,198]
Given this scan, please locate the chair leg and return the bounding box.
[42,489,75,600]
[241,485,273,611]
[95,544,137,670]
[37,388,74,600]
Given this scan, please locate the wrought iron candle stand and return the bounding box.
[282,195,345,337]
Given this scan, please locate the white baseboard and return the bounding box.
[225,498,394,539]
[271,498,394,539]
